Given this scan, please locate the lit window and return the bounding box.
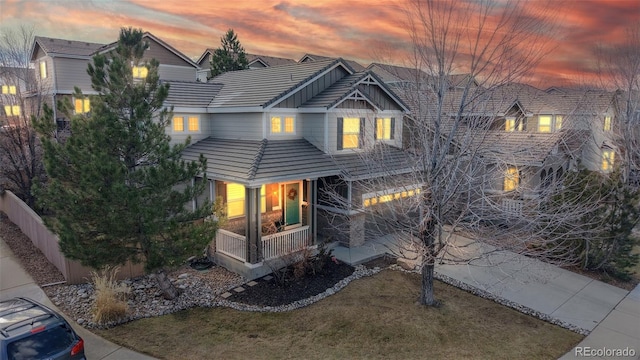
[503,167,519,191]
[74,98,90,114]
[226,183,245,217]
[602,150,615,171]
[363,187,421,207]
[505,118,515,132]
[271,116,295,134]
[375,118,392,140]
[555,115,562,131]
[1,85,16,95]
[132,66,148,79]
[342,117,360,149]
[604,116,611,131]
[4,105,20,116]
[39,61,47,79]
[172,116,184,132]
[538,115,552,133]
[271,117,281,133]
[261,185,266,213]
[188,116,199,131]
[284,117,295,133]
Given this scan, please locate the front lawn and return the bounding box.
[97,270,582,360]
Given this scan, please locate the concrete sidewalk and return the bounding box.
[333,234,638,359]
[0,237,156,360]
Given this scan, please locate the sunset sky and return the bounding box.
[1,0,638,87]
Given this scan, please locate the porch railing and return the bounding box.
[501,199,524,215]
[262,225,311,260]
[216,229,247,262]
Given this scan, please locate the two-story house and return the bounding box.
[166,58,410,278]
[30,33,199,135]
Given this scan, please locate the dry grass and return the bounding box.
[97,270,583,359]
[91,265,131,324]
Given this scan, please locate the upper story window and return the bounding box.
[172,116,199,132]
[74,98,90,114]
[602,149,615,171]
[173,116,184,132]
[603,116,612,131]
[503,166,520,191]
[3,105,21,116]
[188,116,199,131]
[132,66,148,79]
[555,115,563,131]
[270,116,295,134]
[39,61,47,79]
[505,117,525,132]
[375,117,395,140]
[538,115,552,133]
[1,85,16,95]
[338,117,363,150]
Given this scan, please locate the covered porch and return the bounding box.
[181,137,340,279]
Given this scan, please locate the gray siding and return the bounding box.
[158,65,197,82]
[302,113,326,152]
[54,57,93,93]
[209,113,264,140]
[274,67,349,108]
[144,38,193,67]
[357,84,403,111]
[168,113,211,146]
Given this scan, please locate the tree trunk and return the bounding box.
[155,270,181,300]
[420,262,438,306]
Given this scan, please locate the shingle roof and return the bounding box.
[301,73,371,108]
[181,137,339,186]
[95,32,198,68]
[333,144,415,180]
[300,53,366,72]
[209,59,347,108]
[247,53,297,67]
[163,81,223,108]
[474,131,565,166]
[33,36,104,57]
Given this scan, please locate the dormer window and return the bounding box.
[39,61,47,79]
[132,66,148,79]
[270,116,295,134]
[1,85,16,94]
[505,117,525,132]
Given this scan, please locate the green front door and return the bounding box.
[284,183,300,226]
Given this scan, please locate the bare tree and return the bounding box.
[596,24,640,185]
[323,0,586,306]
[0,25,47,208]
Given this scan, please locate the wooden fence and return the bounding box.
[0,190,144,284]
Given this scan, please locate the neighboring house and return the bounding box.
[300,53,366,73]
[195,48,298,81]
[169,58,409,279]
[29,36,104,131]
[30,33,198,135]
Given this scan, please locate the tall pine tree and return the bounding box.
[209,29,248,79]
[34,28,217,299]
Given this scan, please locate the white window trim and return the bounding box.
[172,116,185,133]
[270,115,296,135]
[186,115,201,133]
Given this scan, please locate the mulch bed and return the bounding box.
[229,260,355,307]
